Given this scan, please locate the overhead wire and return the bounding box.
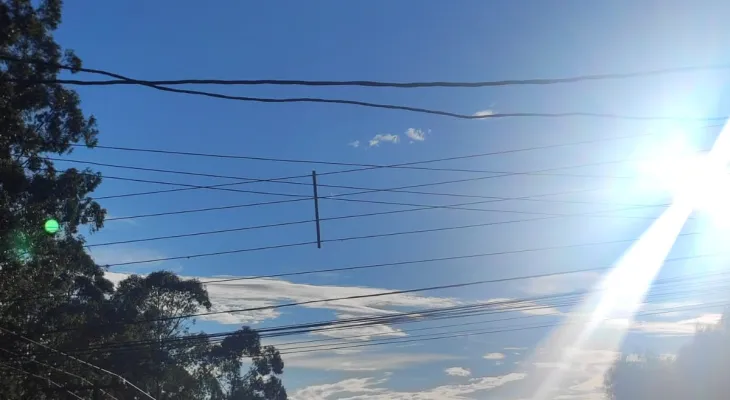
[5,56,729,88]
[100,211,702,268]
[277,298,730,354]
[50,243,720,333]
[0,362,88,400]
[77,276,722,357]
[74,130,721,202]
[3,55,728,121]
[0,348,119,400]
[280,301,730,355]
[85,197,660,248]
[0,326,158,400]
[52,155,673,206]
[21,276,730,359]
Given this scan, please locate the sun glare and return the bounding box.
[528,121,730,400]
[639,132,730,223]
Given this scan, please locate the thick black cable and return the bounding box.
[5,56,729,88]
[3,56,728,121]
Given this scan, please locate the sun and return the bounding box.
[638,133,730,223]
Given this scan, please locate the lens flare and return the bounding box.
[44,219,60,234]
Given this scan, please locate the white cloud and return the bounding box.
[504,347,528,351]
[312,322,407,341]
[445,367,471,377]
[348,140,360,148]
[281,351,461,372]
[605,312,723,335]
[484,352,506,360]
[473,109,495,117]
[103,271,459,329]
[519,271,602,296]
[514,348,619,399]
[292,373,526,400]
[369,134,400,147]
[405,128,426,142]
[291,377,387,400]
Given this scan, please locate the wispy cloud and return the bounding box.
[103,271,460,330]
[606,312,723,335]
[445,367,472,377]
[369,134,400,147]
[473,109,495,117]
[348,140,360,148]
[484,352,506,360]
[519,271,602,296]
[280,350,461,372]
[291,373,526,400]
[405,128,426,142]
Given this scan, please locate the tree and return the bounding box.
[605,310,730,400]
[0,1,287,398]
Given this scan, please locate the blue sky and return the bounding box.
[51,1,730,399]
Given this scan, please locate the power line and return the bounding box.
[76,126,719,202]
[0,326,157,400]
[86,198,661,248]
[279,301,730,355]
[277,297,729,353]
[22,274,725,359]
[0,348,119,400]
[195,250,719,288]
[64,126,721,196]
[6,57,729,88]
[3,56,729,121]
[76,154,659,204]
[27,279,730,358]
[51,156,637,183]
[52,156,667,216]
[103,212,699,267]
[0,362,87,400]
[59,130,685,171]
[81,241,712,330]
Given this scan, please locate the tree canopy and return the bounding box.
[0,1,287,398]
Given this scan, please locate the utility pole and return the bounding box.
[312,171,322,248]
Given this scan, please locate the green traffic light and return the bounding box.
[44,219,60,234]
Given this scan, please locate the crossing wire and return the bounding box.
[47,241,717,334]
[0,326,158,400]
[21,280,730,359]
[0,348,119,400]
[0,362,88,400]
[85,197,663,248]
[67,126,722,202]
